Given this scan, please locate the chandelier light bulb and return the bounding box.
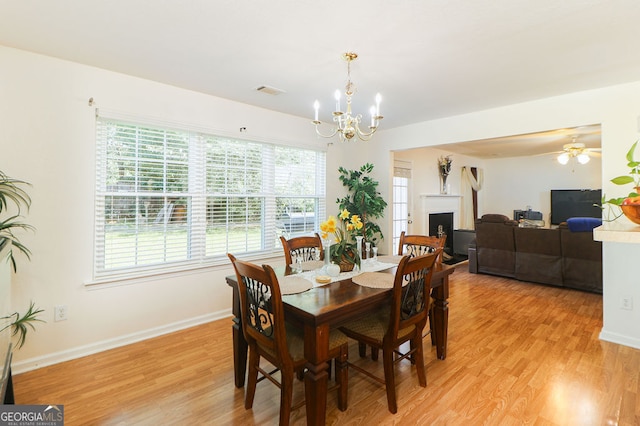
[577,153,590,164]
[313,100,319,122]
[557,153,570,165]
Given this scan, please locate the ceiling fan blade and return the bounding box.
[531,150,564,157]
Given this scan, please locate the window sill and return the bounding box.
[84,253,284,290]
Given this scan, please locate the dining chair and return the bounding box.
[398,231,447,264]
[280,233,323,267]
[227,253,349,425]
[398,231,446,345]
[338,250,440,414]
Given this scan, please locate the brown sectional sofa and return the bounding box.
[468,214,602,293]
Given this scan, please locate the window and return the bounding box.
[95,116,326,280]
[392,160,412,250]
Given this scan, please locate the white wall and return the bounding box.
[475,154,601,223]
[362,82,640,351]
[393,147,484,234]
[0,46,326,372]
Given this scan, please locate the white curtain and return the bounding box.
[461,166,483,229]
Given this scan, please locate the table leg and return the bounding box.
[431,276,449,360]
[303,323,330,425]
[231,283,247,388]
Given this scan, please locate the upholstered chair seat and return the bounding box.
[339,251,440,414]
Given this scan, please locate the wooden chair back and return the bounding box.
[227,254,293,368]
[397,231,446,264]
[280,233,323,266]
[387,250,440,341]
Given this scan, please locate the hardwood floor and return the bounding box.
[13,267,640,425]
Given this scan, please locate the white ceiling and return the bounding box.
[437,123,602,159]
[1,0,635,157]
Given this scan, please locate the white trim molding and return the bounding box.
[420,194,462,233]
[12,310,231,374]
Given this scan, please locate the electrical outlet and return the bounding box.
[621,297,633,311]
[54,305,67,321]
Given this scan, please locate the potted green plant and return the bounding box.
[602,141,640,223]
[336,163,388,247]
[0,170,43,348]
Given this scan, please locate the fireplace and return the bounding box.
[419,194,462,232]
[429,212,454,256]
[420,194,465,264]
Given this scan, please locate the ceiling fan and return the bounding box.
[556,136,601,165]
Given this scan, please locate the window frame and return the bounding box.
[94,113,326,282]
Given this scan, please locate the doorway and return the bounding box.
[392,160,412,251]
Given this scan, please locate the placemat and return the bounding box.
[376,255,403,265]
[279,275,313,295]
[351,272,395,289]
[294,260,324,271]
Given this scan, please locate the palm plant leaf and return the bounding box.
[0,171,31,213]
[0,301,45,349]
[0,172,34,272]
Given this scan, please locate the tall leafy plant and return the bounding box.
[336,163,388,246]
[0,170,43,348]
[0,171,34,271]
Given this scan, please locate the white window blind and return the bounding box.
[95,116,326,280]
[274,146,326,240]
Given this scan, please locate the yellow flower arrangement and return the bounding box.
[320,209,363,268]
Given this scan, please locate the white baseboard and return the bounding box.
[599,329,640,351]
[12,309,232,374]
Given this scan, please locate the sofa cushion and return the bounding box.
[474,214,518,277]
[514,227,563,286]
[560,227,603,293]
[479,213,512,223]
[566,217,602,232]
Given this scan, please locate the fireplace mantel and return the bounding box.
[419,194,462,233]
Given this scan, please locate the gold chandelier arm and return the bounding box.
[313,121,340,139]
[354,118,383,139]
[355,125,377,141]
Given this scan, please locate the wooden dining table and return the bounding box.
[226,262,454,426]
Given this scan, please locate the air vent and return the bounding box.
[255,85,285,96]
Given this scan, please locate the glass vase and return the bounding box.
[323,240,331,272]
[355,236,364,265]
[440,174,449,194]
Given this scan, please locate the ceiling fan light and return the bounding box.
[557,153,570,165]
[577,153,590,164]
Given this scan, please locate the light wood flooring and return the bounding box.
[13,266,640,425]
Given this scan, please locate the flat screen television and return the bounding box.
[550,189,602,225]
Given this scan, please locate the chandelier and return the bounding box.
[312,52,383,142]
[557,139,591,165]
